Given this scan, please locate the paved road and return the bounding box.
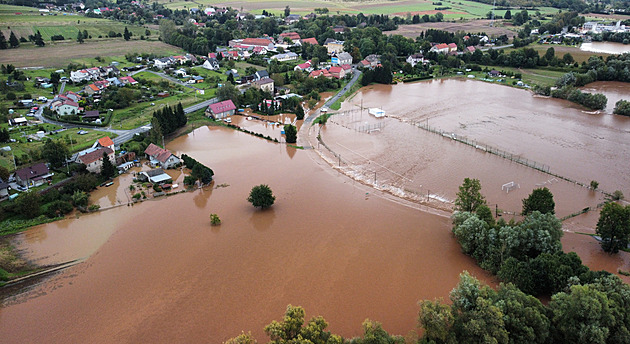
[480,44,514,51]
[58,81,66,95]
[305,68,362,124]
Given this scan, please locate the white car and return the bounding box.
[38,96,48,102]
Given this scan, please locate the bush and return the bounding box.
[247,184,275,209]
[210,213,221,225]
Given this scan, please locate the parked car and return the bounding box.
[38,96,48,102]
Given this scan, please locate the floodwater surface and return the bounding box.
[580,41,630,54]
[0,126,493,343]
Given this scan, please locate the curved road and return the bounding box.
[305,68,362,124]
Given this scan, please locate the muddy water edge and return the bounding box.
[0,126,493,343]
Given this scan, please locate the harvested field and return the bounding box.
[388,20,516,39]
[0,40,182,68]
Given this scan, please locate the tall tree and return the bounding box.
[124,27,131,41]
[9,31,19,48]
[284,6,291,17]
[284,124,297,143]
[596,202,630,253]
[0,31,7,49]
[455,178,486,212]
[16,191,41,219]
[100,152,116,179]
[77,31,84,43]
[34,30,45,47]
[41,139,69,169]
[522,187,555,215]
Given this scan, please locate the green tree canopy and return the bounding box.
[41,139,69,169]
[455,178,486,212]
[17,191,41,219]
[522,187,555,215]
[100,152,117,179]
[284,124,297,144]
[596,202,630,253]
[248,184,275,209]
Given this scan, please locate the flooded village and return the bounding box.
[0,77,628,342]
[2,1,630,343]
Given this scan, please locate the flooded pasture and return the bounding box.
[0,126,493,343]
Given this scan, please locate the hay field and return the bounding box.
[0,40,182,68]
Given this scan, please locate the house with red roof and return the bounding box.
[430,43,450,54]
[144,143,181,169]
[230,38,275,50]
[328,66,346,79]
[294,60,312,72]
[208,52,217,59]
[279,32,301,43]
[309,69,333,78]
[206,99,236,119]
[94,136,115,151]
[54,100,80,116]
[448,43,458,53]
[77,147,115,173]
[465,46,476,53]
[14,162,54,188]
[300,37,318,45]
[118,76,138,85]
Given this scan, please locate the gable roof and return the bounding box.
[15,163,49,181]
[84,110,100,118]
[301,37,318,45]
[435,43,449,49]
[242,38,273,47]
[78,147,113,165]
[98,136,114,147]
[208,99,236,114]
[254,77,274,86]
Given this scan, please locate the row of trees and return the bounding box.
[181,154,214,186]
[149,103,187,141]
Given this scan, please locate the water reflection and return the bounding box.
[193,186,213,209]
[249,208,276,232]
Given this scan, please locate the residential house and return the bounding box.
[84,83,102,96]
[202,58,220,70]
[324,39,345,54]
[253,78,274,93]
[77,146,114,173]
[144,143,181,169]
[63,91,82,102]
[230,38,275,51]
[118,76,138,85]
[254,70,269,81]
[328,66,345,79]
[94,136,115,151]
[430,43,450,54]
[225,70,240,79]
[14,162,54,188]
[139,169,172,184]
[488,70,501,77]
[270,52,298,62]
[309,69,333,78]
[406,53,426,67]
[206,99,236,119]
[341,64,352,74]
[106,77,123,87]
[300,37,318,45]
[465,46,476,53]
[284,14,301,24]
[279,32,301,43]
[154,57,173,69]
[191,75,204,83]
[252,46,268,55]
[334,52,353,65]
[83,110,100,121]
[208,52,217,59]
[9,117,28,126]
[55,100,80,116]
[70,69,91,83]
[448,43,458,53]
[294,61,312,72]
[360,54,381,69]
[174,68,188,77]
[221,51,239,60]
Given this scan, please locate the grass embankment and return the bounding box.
[329,76,362,111]
[0,241,41,286]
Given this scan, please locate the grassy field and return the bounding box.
[0,5,157,42]
[0,40,182,68]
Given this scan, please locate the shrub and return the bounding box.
[210,213,221,225]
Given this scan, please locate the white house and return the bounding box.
[270,52,298,62]
[77,147,115,173]
[253,78,274,93]
[70,70,91,83]
[144,143,181,169]
[202,58,220,70]
[154,57,173,69]
[335,52,353,65]
[55,100,80,116]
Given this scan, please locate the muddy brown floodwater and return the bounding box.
[2,79,629,343]
[0,126,494,343]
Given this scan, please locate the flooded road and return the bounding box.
[0,126,493,343]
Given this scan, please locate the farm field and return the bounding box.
[0,40,182,68]
[0,5,157,44]
[175,0,559,18]
[389,19,517,38]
